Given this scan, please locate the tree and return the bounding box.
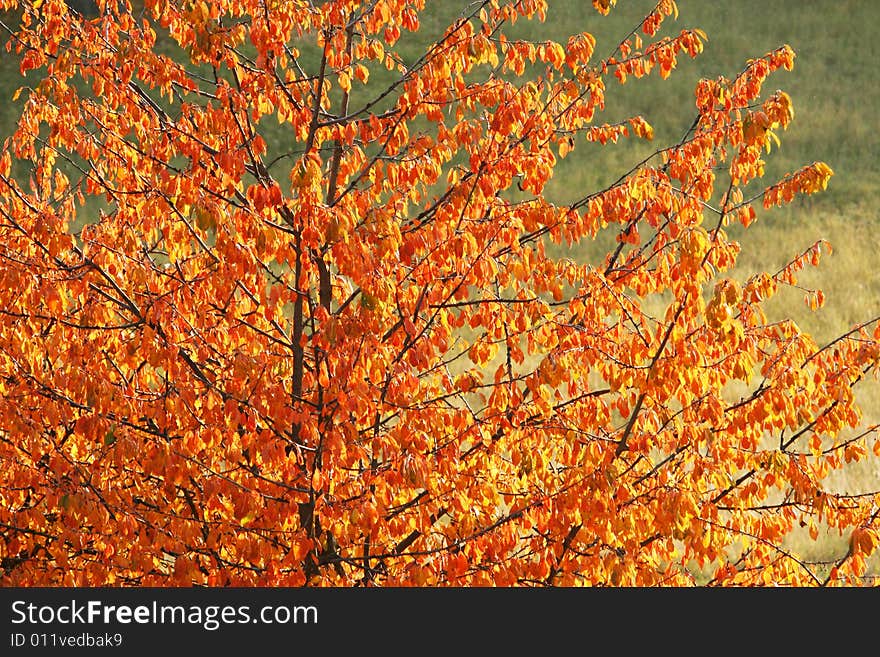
[0,0,878,587]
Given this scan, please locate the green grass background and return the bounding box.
[1,0,878,578]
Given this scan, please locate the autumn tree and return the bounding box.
[1,0,878,587]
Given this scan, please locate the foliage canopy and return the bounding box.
[1,0,878,586]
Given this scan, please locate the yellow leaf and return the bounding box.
[558,136,574,159]
[338,70,351,94]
